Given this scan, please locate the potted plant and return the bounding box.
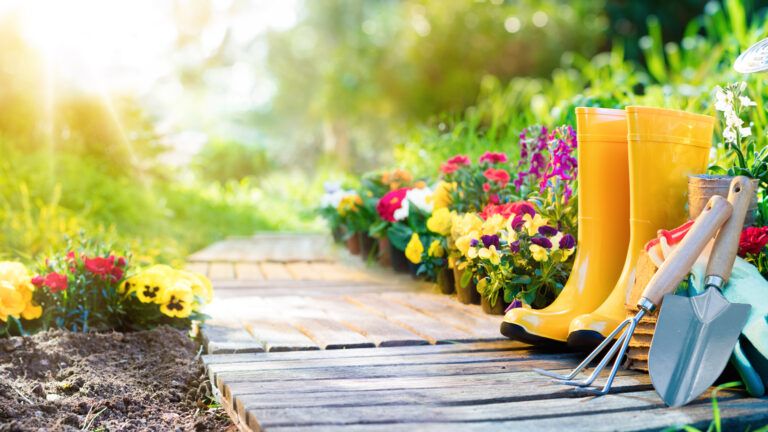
[318,182,352,244]
[336,192,366,255]
[701,82,765,225]
[382,186,435,275]
[364,169,416,266]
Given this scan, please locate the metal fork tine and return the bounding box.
[562,318,632,387]
[534,316,631,381]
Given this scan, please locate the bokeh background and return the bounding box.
[1,0,766,264]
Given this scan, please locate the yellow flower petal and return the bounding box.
[405,233,424,264]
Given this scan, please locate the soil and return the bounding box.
[0,326,234,431]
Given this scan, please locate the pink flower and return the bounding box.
[84,256,115,277]
[440,162,460,174]
[376,188,409,222]
[44,272,68,293]
[739,226,768,256]
[483,168,510,186]
[482,183,491,192]
[31,275,44,287]
[446,155,471,166]
[479,152,508,165]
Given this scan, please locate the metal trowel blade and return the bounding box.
[648,288,751,407]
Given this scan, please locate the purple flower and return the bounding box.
[510,214,526,231]
[505,299,522,313]
[530,237,553,249]
[538,225,558,237]
[481,234,500,249]
[509,240,520,253]
[559,233,576,249]
[470,239,479,247]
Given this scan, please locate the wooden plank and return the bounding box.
[202,323,265,354]
[208,262,236,280]
[260,262,293,280]
[284,262,318,280]
[307,297,427,347]
[381,292,503,338]
[202,340,526,366]
[263,396,768,432]
[235,262,264,280]
[244,320,319,352]
[185,261,209,276]
[290,317,375,350]
[346,294,477,344]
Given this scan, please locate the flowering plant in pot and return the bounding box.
[402,207,454,290]
[379,186,435,273]
[467,202,577,314]
[362,169,416,260]
[706,82,765,224]
[335,191,370,254]
[318,183,357,243]
[449,211,484,304]
[440,152,515,214]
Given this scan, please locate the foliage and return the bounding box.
[192,139,270,184]
[2,237,213,336]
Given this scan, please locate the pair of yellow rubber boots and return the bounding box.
[501,106,715,349]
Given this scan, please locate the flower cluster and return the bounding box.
[739,226,768,256]
[714,82,755,145]
[0,262,42,326]
[122,265,213,318]
[539,125,578,202]
[440,152,513,213]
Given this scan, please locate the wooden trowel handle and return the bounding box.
[705,176,753,287]
[638,195,732,310]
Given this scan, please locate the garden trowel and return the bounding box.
[649,176,754,407]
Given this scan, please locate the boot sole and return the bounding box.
[567,330,607,351]
[499,322,566,348]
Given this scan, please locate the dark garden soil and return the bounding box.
[0,326,234,431]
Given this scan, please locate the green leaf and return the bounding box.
[460,269,473,289]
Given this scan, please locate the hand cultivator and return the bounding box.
[537,195,733,396]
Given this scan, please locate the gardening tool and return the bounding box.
[536,195,732,395]
[501,107,631,344]
[735,37,768,73]
[649,176,753,407]
[568,106,715,349]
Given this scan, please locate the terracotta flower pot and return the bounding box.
[345,231,361,255]
[688,175,759,226]
[453,267,480,305]
[358,232,377,259]
[389,242,410,273]
[331,226,343,243]
[377,237,392,267]
[481,295,508,315]
[436,267,454,294]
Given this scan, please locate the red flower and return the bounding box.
[440,162,460,174]
[446,155,471,166]
[482,182,491,192]
[31,275,44,287]
[376,188,409,222]
[479,201,536,220]
[44,272,68,293]
[110,266,124,283]
[739,226,768,256]
[479,152,508,165]
[483,168,511,186]
[84,256,115,277]
[117,256,127,267]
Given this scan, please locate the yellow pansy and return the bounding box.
[478,245,501,265]
[427,240,445,258]
[481,214,506,236]
[560,247,575,262]
[476,277,489,293]
[455,231,479,257]
[405,233,424,264]
[523,213,549,237]
[122,265,175,303]
[530,244,549,262]
[501,228,518,243]
[337,194,362,216]
[426,208,452,235]
[550,232,564,251]
[0,262,42,322]
[159,279,195,318]
[451,213,483,240]
[431,181,454,209]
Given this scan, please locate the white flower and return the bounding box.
[739,95,757,107]
[723,127,737,144]
[393,199,409,221]
[714,86,730,112]
[740,126,752,137]
[320,189,356,209]
[405,187,434,214]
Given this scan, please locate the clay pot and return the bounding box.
[436,267,454,294]
[481,295,508,315]
[358,232,377,259]
[688,175,759,225]
[453,267,480,305]
[345,231,361,255]
[331,226,343,243]
[389,242,410,273]
[377,237,392,267]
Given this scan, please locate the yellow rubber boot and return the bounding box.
[567,106,715,349]
[501,108,630,344]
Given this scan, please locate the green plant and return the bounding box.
[662,381,768,432]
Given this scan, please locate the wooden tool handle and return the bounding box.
[639,195,732,309]
[705,176,753,285]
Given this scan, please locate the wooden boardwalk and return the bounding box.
[195,233,768,432]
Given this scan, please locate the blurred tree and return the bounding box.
[261,0,608,174]
[191,139,270,183]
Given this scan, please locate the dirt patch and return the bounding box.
[0,326,233,431]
